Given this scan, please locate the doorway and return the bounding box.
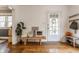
[47,12,60,41]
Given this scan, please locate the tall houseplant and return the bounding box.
[15,22,26,43]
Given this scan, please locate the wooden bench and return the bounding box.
[22,35,46,45]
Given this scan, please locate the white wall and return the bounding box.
[12,5,69,44]
[68,5,79,16]
[68,5,79,38]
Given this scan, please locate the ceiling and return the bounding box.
[0,5,11,10]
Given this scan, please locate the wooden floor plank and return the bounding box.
[0,41,79,53]
[8,42,79,53]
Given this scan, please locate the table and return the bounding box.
[21,35,46,45]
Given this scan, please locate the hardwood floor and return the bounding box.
[8,42,79,53]
[0,41,79,53]
[0,40,9,53]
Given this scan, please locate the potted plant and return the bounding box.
[15,22,26,43]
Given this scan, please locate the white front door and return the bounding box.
[47,13,60,41]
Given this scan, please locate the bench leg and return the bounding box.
[24,39,27,45]
[73,39,76,48]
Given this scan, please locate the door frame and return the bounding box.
[46,11,61,42]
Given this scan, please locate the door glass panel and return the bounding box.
[49,13,59,36]
[47,13,60,41]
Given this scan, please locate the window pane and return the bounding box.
[0,16,12,28]
[8,22,12,27]
[8,16,12,27]
[8,16,12,21]
[49,30,58,35]
[49,27,52,30]
[0,22,5,27]
[0,16,5,21]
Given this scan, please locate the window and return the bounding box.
[0,16,12,28]
[0,16,5,27]
[8,16,12,27]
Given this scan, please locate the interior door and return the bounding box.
[47,13,60,41]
